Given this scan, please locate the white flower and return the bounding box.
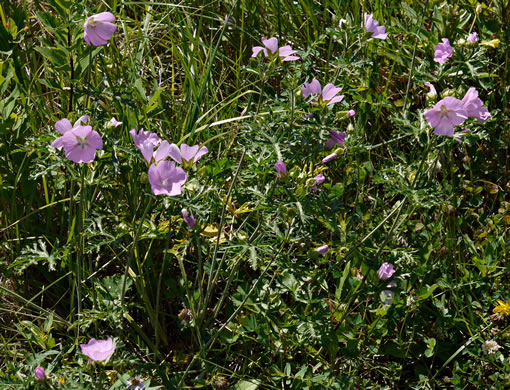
[482,340,501,355]
[127,377,144,390]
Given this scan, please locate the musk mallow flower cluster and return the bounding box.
[424,88,491,136]
[302,79,344,106]
[52,116,103,163]
[364,13,388,40]
[252,37,299,62]
[130,129,208,196]
[84,12,117,46]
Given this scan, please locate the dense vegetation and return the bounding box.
[1,0,509,388]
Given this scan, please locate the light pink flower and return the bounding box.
[84,12,117,47]
[314,174,325,185]
[148,161,187,196]
[59,124,103,163]
[52,115,90,150]
[80,337,116,362]
[468,32,479,43]
[364,13,388,39]
[130,128,161,163]
[302,79,344,106]
[461,87,491,122]
[316,245,329,255]
[424,97,468,136]
[377,262,395,280]
[34,366,45,381]
[110,117,122,128]
[348,109,356,117]
[434,38,453,64]
[275,161,286,178]
[163,143,208,165]
[325,131,346,149]
[252,37,299,61]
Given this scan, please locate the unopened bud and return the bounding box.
[476,4,482,15]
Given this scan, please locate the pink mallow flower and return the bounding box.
[80,337,116,362]
[348,109,356,117]
[302,79,344,106]
[148,161,187,196]
[314,174,325,185]
[84,12,117,47]
[434,38,453,64]
[325,130,346,149]
[182,208,196,228]
[109,117,122,128]
[52,115,90,150]
[461,87,491,123]
[56,122,103,163]
[364,13,388,39]
[34,366,45,381]
[130,128,161,164]
[424,97,468,136]
[251,37,299,61]
[164,143,208,165]
[275,161,286,178]
[377,262,396,280]
[468,32,479,43]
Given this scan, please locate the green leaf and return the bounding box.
[233,380,259,390]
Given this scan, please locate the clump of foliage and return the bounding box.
[0,0,509,389]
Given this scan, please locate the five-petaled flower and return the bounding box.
[148,161,187,196]
[251,37,299,62]
[52,116,103,163]
[165,143,208,165]
[434,38,453,64]
[424,97,468,136]
[80,337,116,362]
[364,13,388,40]
[84,12,117,46]
[302,79,344,106]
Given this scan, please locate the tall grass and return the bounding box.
[0,0,509,388]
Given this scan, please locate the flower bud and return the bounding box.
[316,245,329,255]
[377,262,396,280]
[34,367,45,381]
[274,161,287,178]
[181,209,196,228]
[476,4,482,15]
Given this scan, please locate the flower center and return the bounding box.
[440,105,450,118]
[77,136,89,149]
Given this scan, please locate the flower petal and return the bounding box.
[55,119,72,135]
